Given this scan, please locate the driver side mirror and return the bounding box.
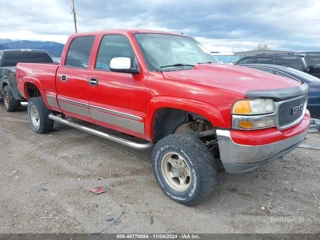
[109,57,139,74]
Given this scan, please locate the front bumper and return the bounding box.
[217,113,310,173]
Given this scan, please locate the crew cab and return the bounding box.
[16,30,311,205]
[0,49,53,111]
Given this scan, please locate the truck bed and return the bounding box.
[16,62,59,100]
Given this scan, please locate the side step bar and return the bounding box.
[48,114,153,150]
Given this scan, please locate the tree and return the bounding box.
[255,43,269,50]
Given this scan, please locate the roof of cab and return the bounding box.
[1,49,48,52]
[69,29,188,38]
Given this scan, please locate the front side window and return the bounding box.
[95,34,135,71]
[66,36,95,69]
[135,33,218,71]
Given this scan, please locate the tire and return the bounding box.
[152,134,218,205]
[27,97,54,134]
[3,85,20,112]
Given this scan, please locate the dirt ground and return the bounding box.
[0,103,319,235]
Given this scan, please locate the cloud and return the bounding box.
[0,0,319,52]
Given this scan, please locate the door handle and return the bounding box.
[89,78,98,86]
[60,75,68,81]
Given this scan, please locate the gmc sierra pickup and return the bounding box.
[16,30,311,205]
[0,49,53,111]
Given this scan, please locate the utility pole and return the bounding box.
[71,0,78,33]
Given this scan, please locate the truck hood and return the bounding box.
[162,64,301,95]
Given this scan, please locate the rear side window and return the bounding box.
[256,57,272,64]
[66,36,95,69]
[275,56,303,71]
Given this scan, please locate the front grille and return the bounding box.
[278,96,306,128]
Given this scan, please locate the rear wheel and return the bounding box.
[152,134,218,205]
[3,85,20,112]
[27,97,54,134]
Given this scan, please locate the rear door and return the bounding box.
[87,34,147,137]
[56,36,95,121]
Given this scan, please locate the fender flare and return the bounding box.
[22,77,50,107]
[1,79,13,93]
[145,96,226,140]
[1,79,25,101]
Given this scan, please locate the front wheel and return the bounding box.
[27,97,54,134]
[152,134,218,205]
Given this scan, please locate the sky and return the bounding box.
[0,0,319,52]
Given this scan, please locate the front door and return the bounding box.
[88,34,147,137]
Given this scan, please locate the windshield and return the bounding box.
[135,33,218,71]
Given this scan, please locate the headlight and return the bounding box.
[232,99,275,115]
[232,99,276,130]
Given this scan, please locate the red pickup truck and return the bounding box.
[16,30,311,205]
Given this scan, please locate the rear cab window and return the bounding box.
[65,36,95,69]
[2,50,53,66]
[3,52,22,66]
[32,52,53,63]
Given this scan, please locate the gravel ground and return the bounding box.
[0,103,319,234]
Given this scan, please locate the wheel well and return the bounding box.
[2,82,8,91]
[153,108,214,142]
[26,83,41,98]
[153,108,220,164]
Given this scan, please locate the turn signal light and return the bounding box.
[239,121,253,129]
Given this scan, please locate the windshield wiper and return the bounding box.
[198,61,213,64]
[160,63,195,69]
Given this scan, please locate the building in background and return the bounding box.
[210,51,241,64]
[234,50,295,56]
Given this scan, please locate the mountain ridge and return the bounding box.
[0,39,64,57]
